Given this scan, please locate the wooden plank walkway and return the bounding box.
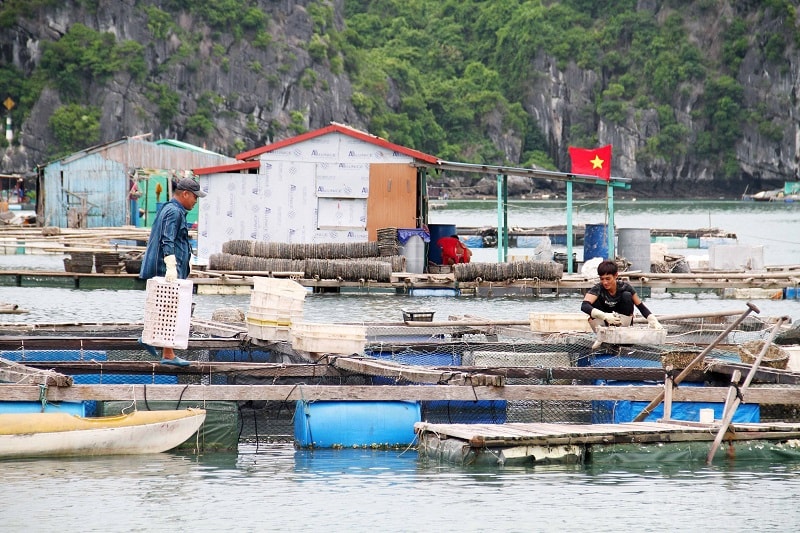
[2,267,800,294]
[415,420,800,465]
[416,420,800,447]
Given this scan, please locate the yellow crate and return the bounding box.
[246,321,292,342]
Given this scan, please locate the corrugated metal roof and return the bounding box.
[193,160,260,176]
[50,136,235,168]
[154,139,227,156]
[235,122,439,164]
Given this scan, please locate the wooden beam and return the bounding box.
[3,384,800,403]
[704,359,800,385]
[17,361,710,382]
[0,336,245,350]
[0,358,73,387]
[14,361,341,377]
[330,356,504,386]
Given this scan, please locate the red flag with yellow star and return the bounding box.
[568,145,612,180]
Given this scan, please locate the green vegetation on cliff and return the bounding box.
[0,0,797,179]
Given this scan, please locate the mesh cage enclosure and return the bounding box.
[3,312,797,445]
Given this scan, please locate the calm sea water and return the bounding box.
[2,200,800,532]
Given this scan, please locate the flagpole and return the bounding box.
[566,181,574,273]
[607,181,615,259]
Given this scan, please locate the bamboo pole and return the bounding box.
[632,302,760,422]
[405,309,753,329]
[636,309,748,322]
[705,316,789,464]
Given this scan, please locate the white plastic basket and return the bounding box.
[291,322,367,355]
[142,277,193,349]
[246,277,307,341]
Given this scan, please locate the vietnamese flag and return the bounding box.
[569,144,612,180]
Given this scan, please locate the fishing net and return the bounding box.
[3,312,794,446]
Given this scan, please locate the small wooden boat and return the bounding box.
[0,408,206,459]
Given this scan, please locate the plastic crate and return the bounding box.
[246,321,291,342]
[291,322,367,355]
[246,310,296,341]
[529,312,593,333]
[401,309,435,323]
[141,277,193,349]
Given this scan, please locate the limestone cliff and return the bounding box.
[1,0,362,172]
[1,0,797,199]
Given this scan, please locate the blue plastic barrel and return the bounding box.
[583,223,608,261]
[294,400,421,448]
[428,223,457,265]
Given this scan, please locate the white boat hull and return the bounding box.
[0,408,206,459]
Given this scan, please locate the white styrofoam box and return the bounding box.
[142,277,193,349]
[723,287,784,300]
[530,312,593,333]
[596,326,667,345]
[652,236,688,249]
[709,244,764,271]
[685,254,709,270]
[650,242,668,262]
[699,236,737,249]
[291,322,367,355]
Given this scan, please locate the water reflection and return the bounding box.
[3,445,800,531]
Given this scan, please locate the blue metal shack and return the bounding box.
[37,136,234,228]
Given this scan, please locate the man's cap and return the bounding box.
[175,178,206,197]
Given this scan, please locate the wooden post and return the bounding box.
[705,316,789,464]
[632,302,760,422]
[663,365,673,421]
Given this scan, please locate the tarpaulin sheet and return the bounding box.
[397,228,430,244]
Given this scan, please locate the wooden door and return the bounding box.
[366,163,417,241]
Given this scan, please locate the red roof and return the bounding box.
[235,123,438,164]
[193,160,260,176]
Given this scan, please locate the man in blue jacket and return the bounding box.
[139,177,206,366]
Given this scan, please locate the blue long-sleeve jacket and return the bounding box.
[139,198,192,280]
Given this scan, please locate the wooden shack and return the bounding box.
[37,136,234,228]
[192,123,439,262]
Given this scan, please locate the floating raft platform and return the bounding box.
[415,420,800,466]
[3,267,799,299]
[455,225,737,248]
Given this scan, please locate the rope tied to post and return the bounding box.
[39,383,48,412]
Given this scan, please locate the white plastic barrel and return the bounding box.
[400,234,425,273]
